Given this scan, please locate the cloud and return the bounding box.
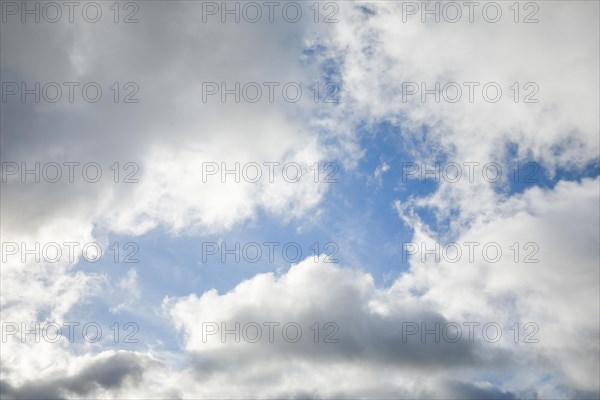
[0,1,342,240]
[157,178,598,398]
[316,1,599,215]
[109,268,141,314]
[0,5,346,396]
[1,3,343,390]
[1,1,598,398]
[3,174,598,398]
[0,351,164,400]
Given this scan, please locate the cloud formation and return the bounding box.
[1,1,598,398]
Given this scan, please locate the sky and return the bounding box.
[0,1,599,399]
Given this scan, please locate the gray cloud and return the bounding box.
[0,352,154,399]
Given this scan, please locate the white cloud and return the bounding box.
[156,178,598,398]
[319,0,599,168]
[3,178,598,398]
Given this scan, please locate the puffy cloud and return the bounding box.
[321,0,599,163]
[0,1,341,240]
[315,1,599,230]
[3,174,598,397]
[0,351,168,400]
[394,177,600,395]
[1,4,341,391]
[146,178,596,398]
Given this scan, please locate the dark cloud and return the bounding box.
[0,352,152,399]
